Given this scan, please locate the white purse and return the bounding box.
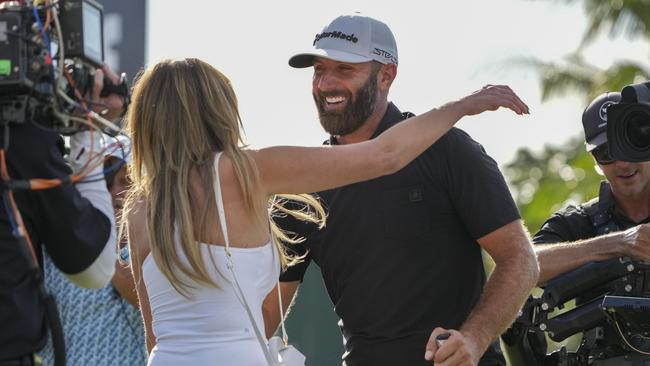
[266,273,306,366]
[225,251,305,366]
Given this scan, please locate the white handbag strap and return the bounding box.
[213,152,280,366]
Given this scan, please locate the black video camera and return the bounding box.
[0,0,120,134]
[607,81,650,162]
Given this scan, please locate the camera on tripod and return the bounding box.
[0,0,119,134]
[607,81,650,162]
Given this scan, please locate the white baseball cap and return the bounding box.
[289,14,398,68]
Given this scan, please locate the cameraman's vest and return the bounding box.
[580,181,621,236]
[575,181,623,307]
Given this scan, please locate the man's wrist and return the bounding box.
[458,324,491,357]
[620,227,638,257]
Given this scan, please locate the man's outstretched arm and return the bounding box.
[535,223,650,285]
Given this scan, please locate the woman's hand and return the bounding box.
[457,84,529,116]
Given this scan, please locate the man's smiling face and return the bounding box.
[599,158,650,198]
[311,57,380,136]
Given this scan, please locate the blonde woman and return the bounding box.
[124,58,528,365]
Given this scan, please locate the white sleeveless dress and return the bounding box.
[142,152,280,365]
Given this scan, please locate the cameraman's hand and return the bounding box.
[91,65,125,122]
[425,328,480,366]
[622,223,650,263]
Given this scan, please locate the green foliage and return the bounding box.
[526,0,650,102]
[578,0,650,46]
[534,0,650,46]
[532,56,650,103]
[505,137,603,233]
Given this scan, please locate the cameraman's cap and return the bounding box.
[289,14,398,68]
[582,92,621,151]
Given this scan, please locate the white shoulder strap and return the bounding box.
[212,152,278,366]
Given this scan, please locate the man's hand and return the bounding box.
[424,328,480,366]
[424,220,538,366]
[90,65,126,122]
[623,223,650,263]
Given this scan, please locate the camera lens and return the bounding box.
[627,112,650,149]
[607,101,650,162]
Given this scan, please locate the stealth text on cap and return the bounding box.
[314,31,358,45]
[372,48,397,64]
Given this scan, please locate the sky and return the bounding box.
[147,0,649,166]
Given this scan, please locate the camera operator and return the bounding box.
[0,65,126,366]
[532,91,650,362]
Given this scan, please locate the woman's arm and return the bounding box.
[254,85,528,196]
[134,268,155,354]
[127,203,156,354]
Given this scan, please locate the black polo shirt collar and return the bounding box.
[327,102,406,146]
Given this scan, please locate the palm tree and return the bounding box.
[506,0,650,231]
[531,0,650,102]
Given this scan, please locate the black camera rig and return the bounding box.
[0,3,129,365]
[0,0,121,135]
[503,257,650,365]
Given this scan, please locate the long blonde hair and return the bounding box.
[123,58,324,296]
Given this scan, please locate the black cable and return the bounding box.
[2,187,67,366]
[41,284,66,366]
[2,123,9,151]
[28,116,61,134]
[2,30,39,45]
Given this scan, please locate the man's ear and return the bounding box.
[378,63,397,92]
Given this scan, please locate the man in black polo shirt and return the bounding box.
[532,92,650,362]
[265,14,539,366]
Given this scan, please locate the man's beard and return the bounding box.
[313,72,378,136]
